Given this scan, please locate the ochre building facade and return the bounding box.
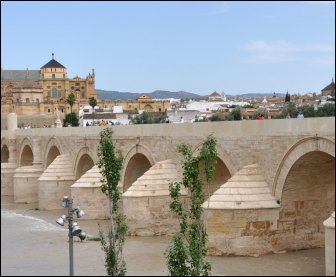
[1,54,97,116]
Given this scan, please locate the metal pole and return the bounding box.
[68,198,74,276]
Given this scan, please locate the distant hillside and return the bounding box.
[227,93,286,99]
[96,89,286,101]
[96,89,201,100]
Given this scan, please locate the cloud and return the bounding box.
[245,40,334,65]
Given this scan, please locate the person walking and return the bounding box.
[297,112,304,119]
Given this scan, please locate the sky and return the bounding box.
[1,1,335,95]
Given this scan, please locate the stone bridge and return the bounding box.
[1,115,335,259]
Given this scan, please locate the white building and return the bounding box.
[79,105,130,126]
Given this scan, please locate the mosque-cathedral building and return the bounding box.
[1,54,170,117]
[1,54,97,116]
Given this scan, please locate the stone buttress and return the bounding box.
[38,154,76,210]
[71,165,109,220]
[202,164,280,256]
[123,159,187,236]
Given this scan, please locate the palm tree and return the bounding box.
[89,97,97,125]
[66,93,76,126]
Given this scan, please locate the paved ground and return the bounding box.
[1,196,326,276]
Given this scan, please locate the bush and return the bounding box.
[252,109,268,120]
[227,108,242,121]
[298,105,316,118]
[316,103,335,117]
[208,114,225,121]
[281,102,298,118]
[63,112,79,127]
[131,112,163,124]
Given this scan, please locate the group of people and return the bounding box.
[286,113,304,119]
[257,113,304,120]
[85,120,115,127]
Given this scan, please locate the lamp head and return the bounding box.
[78,230,87,241]
[71,222,82,236]
[75,207,85,218]
[56,215,67,226]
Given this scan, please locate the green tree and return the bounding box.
[166,135,217,276]
[97,128,127,276]
[66,93,76,125]
[298,105,316,118]
[226,108,242,121]
[63,112,79,127]
[285,91,290,102]
[281,102,297,118]
[89,97,98,125]
[131,111,163,124]
[316,103,335,117]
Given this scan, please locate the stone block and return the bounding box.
[1,163,17,196]
[13,166,44,203]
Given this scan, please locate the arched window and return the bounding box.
[52,88,57,97]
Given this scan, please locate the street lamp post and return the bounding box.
[56,196,86,276]
[68,197,74,276]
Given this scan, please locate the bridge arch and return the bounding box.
[1,144,9,163]
[19,138,34,166]
[122,144,155,192]
[74,147,95,180]
[44,137,63,168]
[192,142,235,195]
[272,137,334,248]
[273,136,335,200]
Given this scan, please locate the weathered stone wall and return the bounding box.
[206,208,280,256]
[123,196,184,236]
[71,186,109,220]
[38,180,75,210]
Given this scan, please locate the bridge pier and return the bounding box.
[71,165,109,220]
[203,164,280,256]
[324,212,335,276]
[13,166,44,204]
[38,155,76,210]
[1,115,19,197]
[13,137,44,204]
[1,163,17,196]
[123,160,188,236]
